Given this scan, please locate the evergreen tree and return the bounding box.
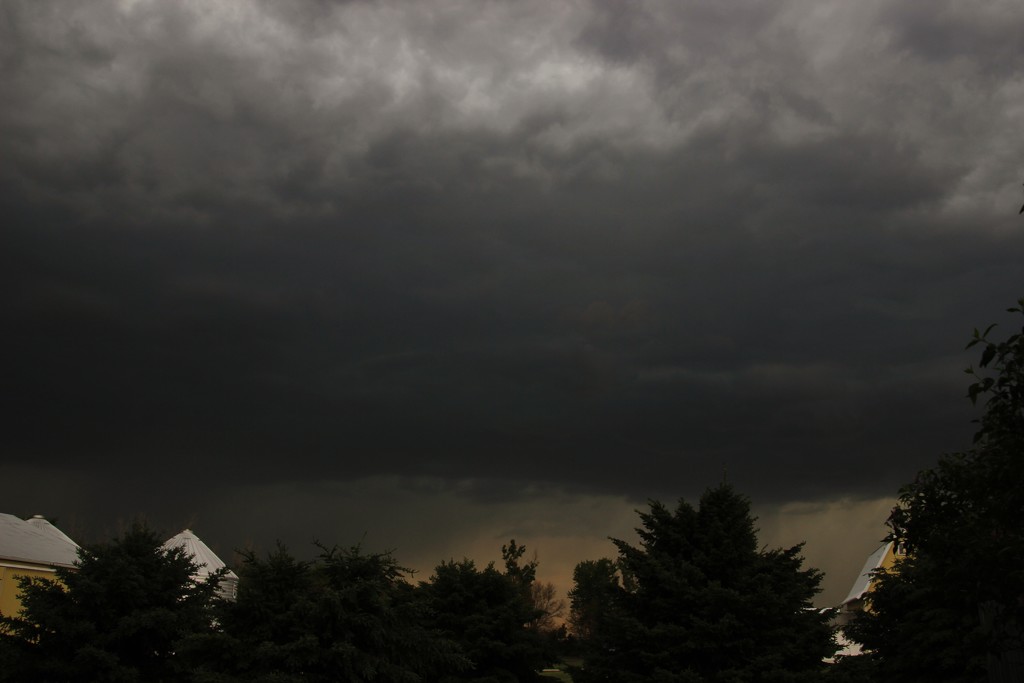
[566,558,625,678]
[572,485,835,683]
[182,543,468,683]
[417,540,554,682]
[0,521,221,683]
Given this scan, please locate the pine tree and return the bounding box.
[572,485,835,683]
[0,521,221,683]
[181,543,469,683]
[417,540,554,682]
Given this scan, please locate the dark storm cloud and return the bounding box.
[2,0,1023,517]
[881,1,1024,73]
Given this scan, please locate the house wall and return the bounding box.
[854,543,902,616]
[833,542,904,627]
[875,543,901,577]
[0,562,58,618]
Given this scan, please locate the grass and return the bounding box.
[539,659,578,682]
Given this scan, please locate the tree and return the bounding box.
[312,543,469,682]
[501,540,566,633]
[571,485,835,683]
[529,581,565,634]
[567,558,621,646]
[181,543,469,683]
[417,540,554,682]
[180,543,321,682]
[848,299,1024,682]
[0,521,221,682]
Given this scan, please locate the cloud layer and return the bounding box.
[2,0,1022,600]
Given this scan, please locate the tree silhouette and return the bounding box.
[572,485,834,683]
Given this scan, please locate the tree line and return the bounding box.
[0,483,836,682]
[0,529,566,682]
[2,299,1022,682]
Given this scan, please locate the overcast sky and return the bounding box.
[2,0,1023,606]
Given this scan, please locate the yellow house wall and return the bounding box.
[0,563,59,618]
[877,543,901,573]
[859,543,902,614]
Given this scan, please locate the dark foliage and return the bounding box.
[182,543,469,683]
[848,299,1024,682]
[568,558,621,646]
[0,521,221,683]
[571,484,835,683]
[417,540,554,683]
[0,527,560,683]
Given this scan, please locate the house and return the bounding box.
[162,529,239,601]
[828,540,904,660]
[835,541,903,625]
[0,514,80,618]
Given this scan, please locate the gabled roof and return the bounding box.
[841,541,892,605]
[0,513,80,568]
[163,529,238,581]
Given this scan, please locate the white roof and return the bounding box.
[0,513,80,568]
[163,529,238,580]
[841,542,892,605]
[26,515,79,547]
